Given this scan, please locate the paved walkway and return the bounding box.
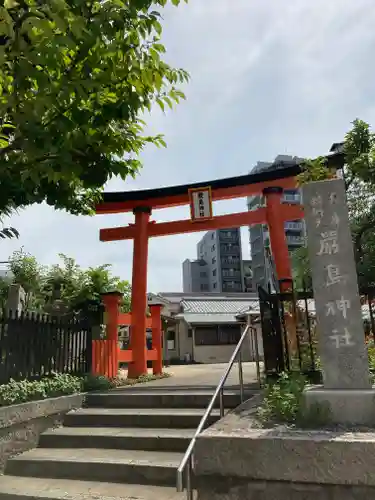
[120,362,262,390]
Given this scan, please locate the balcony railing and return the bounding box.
[287,235,304,245]
[221,258,241,266]
[220,245,240,254]
[285,221,304,231]
[219,231,239,241]
[222,271,241,279]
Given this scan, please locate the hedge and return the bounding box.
[0,372,170,407]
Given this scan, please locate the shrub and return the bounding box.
[81,372,170,391]
[256,372,307,425]
[0,371,171,407]
[257,371,332,428]
[368,346,375,372]
[81,374,115,392]
[0,379,47,406]
[0,373,81,407]
[43,373,82,397]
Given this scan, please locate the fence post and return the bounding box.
[100,291,123,378]
[150,303,163,375]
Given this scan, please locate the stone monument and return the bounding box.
[6,283,26,314]
[303,178,374,425]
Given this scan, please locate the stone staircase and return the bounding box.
[0,388,253,500]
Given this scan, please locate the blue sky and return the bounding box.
[2,0,375,292]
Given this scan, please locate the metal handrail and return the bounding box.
[176,324,258,499]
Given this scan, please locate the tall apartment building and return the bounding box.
[242,259,253,293]
[248,155,305,291]
[182,228,245,293]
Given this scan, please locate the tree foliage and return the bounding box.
[0,248,131,312]
[0,0,188,214]
[294,119,375,290]
[0,204,19,241]
[9,247,44,309]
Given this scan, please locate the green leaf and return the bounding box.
[163,96,173,109]
[156,98,165,112]
[4,0,19,8]
[157,137,167,148]
[154,20,162,36]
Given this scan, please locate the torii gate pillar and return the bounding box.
[263,186,293,292]
[128,206,151,378]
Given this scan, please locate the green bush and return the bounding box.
[0,379,46,406]
[0,371,171,408]
[0,373,81,407]
[81,374,115,392]
[368,347,375,372]
[43,373,82,397]
[81,372,170,391]
[257,371,331,428]
[257,372,307,425]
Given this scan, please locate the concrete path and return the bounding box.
[120,362,261,390]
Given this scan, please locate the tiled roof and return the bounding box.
[181,298,259,315]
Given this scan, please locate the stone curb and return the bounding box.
[0,393,86,473]
[195,425,375,486]
[0,393,86,430]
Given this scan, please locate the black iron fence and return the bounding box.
[259,284,375,381]
[0,310,92,384]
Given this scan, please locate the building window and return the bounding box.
[200,271,207,278]
[213,282,217,289]
[223,256,239,264]
[167,331,176,350]
[200,284,209,291]
[212,256,216,264]
[195,325,241,346]
[211,244,216,252]
[188,329,193,338]
[211,233,215,239]
[212,268,217,276]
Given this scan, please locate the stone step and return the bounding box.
[5,448,183,487]
[40,426,194,452]
[64,407,221,429]
[0,476,187,500]
[85,390,253,409]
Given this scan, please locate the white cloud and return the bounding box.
[2,0,375,292]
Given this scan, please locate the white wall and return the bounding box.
[193,344,239,364]
[169,318,264,365]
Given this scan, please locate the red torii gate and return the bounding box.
[95,163,306,378]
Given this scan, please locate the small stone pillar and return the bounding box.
[149,303,163,375]
[303,178,373,425]
[7,284,26,314]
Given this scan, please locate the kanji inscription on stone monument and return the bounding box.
[303,178,370,390]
